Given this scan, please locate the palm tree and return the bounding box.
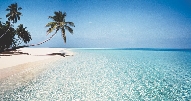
[29,11,75,46]
[0,22,16,51]
[1,11,75,53]
[6,3,22,23]
[16,24,32,46]
[0,3,22,39]
[45,11,75,43]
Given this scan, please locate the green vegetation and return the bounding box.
[6,3,22,23]
[0,3,75,52]
[30,11,75,46]
[0,3,31,52]
[46,11,75,43]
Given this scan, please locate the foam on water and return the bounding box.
[0,49,191,100]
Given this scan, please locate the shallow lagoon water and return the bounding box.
[0,49,191,100]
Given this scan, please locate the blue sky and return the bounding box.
[1,0,191,48]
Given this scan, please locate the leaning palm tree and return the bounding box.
[30,11,75,46]
[46,11,75,43]
[0,3,22,39]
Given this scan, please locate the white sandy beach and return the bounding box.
[0,48,73,80]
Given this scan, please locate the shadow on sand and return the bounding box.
[0,49,68,57]
[0,50,29,56]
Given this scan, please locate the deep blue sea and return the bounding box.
[1,48,191,100]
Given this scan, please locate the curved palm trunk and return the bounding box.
[1,31,57,53]
[29,31,57,46]
[16,39,23,46]
[0,26,10,39]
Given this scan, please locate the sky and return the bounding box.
[0,0,191,48]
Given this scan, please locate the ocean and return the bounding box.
[1,48,191,100]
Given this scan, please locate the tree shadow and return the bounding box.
[0,49,72,57]
[0,49,29,56]
[47,53,66,57]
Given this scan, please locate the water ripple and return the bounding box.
[1,50,191,100]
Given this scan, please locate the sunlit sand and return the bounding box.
[0,48,73,80]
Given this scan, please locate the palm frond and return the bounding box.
[50,11,66,22]
[8,6,12,9]
[6,8,11,11]
[45,22,55,27]
[66,22,75,27]
[64,25,73,34]
[62,12,66,19]
[48,16,54,20]
[46,25,57,35]
[18,7,22,10]
[47,28,54,35]
[46,22,58,35]
[6,13,11,17]
[17,15,20,20]
[17,12,22,15]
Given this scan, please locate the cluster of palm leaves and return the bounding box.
[46,11,75,43]
[0,3,31,51]
[6,3,22,23]
[0,3,75,52]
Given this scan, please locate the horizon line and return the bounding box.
[39,47,191,51]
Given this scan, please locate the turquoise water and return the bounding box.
[1,49,191,100]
